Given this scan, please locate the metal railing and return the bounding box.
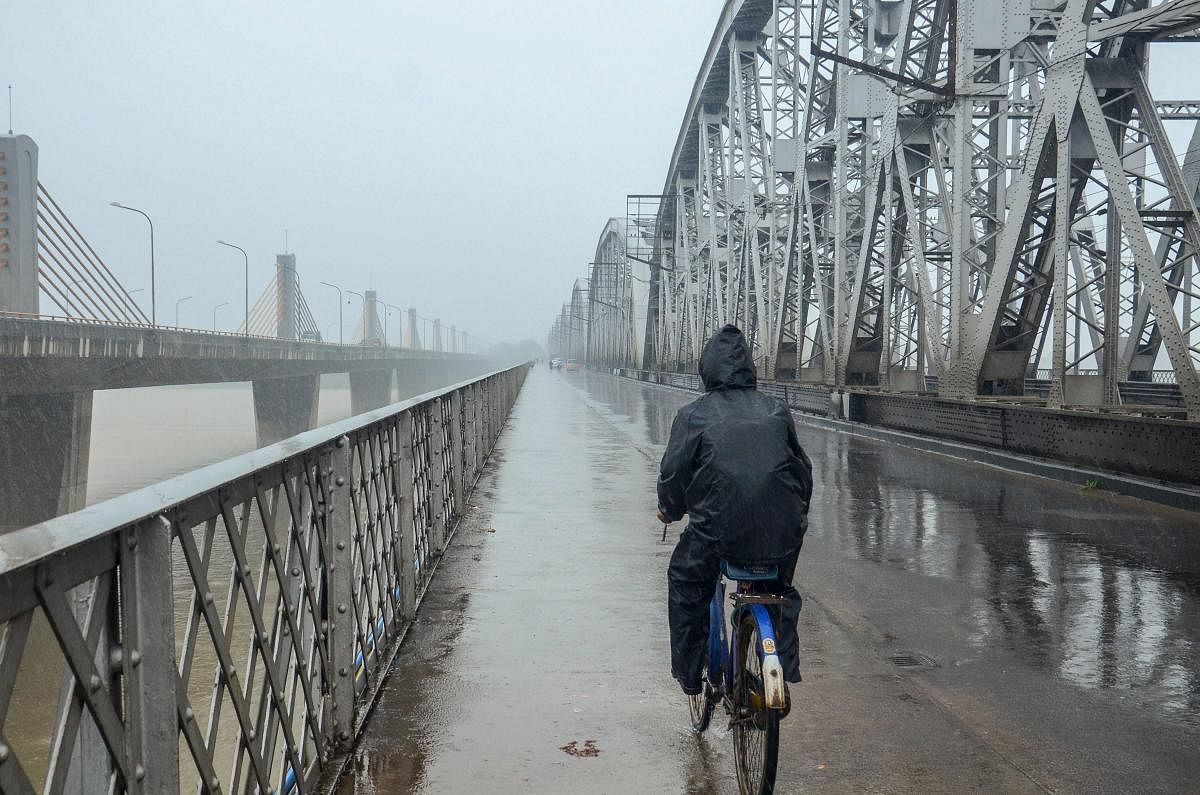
[0,363,530,794]
[0,309,283,341]
[1032,367,1180,384]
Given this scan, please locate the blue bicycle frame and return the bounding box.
[706,577,788,709]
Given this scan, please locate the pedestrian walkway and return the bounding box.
[336,368,1200,793]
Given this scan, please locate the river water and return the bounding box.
[86,375,355,504]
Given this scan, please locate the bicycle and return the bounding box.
[688,560,791,795]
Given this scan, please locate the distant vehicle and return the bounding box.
[565,359,581,371]
[550,357,564,369]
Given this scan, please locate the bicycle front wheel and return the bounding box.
[732,612,779,795]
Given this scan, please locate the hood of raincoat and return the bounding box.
[699,325,757,391]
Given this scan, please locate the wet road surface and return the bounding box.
[337,369,1200,793]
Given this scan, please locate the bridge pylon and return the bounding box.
[404,307,420,349]
[0,134,39,315]
[352,289,384,345]
[239,253,321,339]
[275,253,298,339]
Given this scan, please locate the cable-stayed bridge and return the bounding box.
[0,134,484,528]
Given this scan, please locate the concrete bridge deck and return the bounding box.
[335,369,1200,793]
[0,316,478,396]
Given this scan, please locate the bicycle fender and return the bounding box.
[749,603,787,710]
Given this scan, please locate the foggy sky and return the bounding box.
[0,1,716,346]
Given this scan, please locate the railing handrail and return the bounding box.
[0,309,281,340]
[0,363,525,579]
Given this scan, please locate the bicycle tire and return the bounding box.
[688,650,715,733]
[733,612,779,795]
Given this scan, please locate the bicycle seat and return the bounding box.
[720,561,779,582]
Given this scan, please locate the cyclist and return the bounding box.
[657,324,812,695]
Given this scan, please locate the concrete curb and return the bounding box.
[620,374,1200,513]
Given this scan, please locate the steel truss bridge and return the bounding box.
[552,0,1200,420]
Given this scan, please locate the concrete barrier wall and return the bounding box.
[849,393,1200,485]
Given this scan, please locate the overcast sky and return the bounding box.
[0,1,717,345]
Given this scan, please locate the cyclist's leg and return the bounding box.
[667,527,720,693]
[772,550,804,683]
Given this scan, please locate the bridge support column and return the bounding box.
[349,368,394,415]
[0,390,92,529]
[252,374,320,446]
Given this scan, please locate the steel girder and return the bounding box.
[636,0,1200,416]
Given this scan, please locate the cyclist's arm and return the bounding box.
[658,406,698,522]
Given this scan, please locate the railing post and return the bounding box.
[473,380,484,452]
[450,389,465,512]
[395,412,417,619]
[326,435,354,752]
[467,383,479,484]
[489,376,499,444]
[429,399,447,553]
[119,517,179,794]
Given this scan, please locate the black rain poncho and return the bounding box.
[657,325,812,564]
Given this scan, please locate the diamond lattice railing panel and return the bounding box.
[171,454,332,794]
[1,559,131,793]
[348,420,405,695]
[410,404,435,591]
[0,366,529,795]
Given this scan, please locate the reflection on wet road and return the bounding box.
[341,370,1200,793]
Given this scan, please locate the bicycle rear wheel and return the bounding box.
[732,613,779,795]
[688,650,715,733]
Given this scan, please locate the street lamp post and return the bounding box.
[216,240,249,337]
[319,281,344,345]
[175,295,192,327]
[110,202,156,326]
[212,301,229,331]
[381,301,402,348]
